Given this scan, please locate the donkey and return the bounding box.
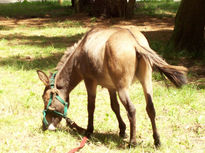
[37,26,187,147]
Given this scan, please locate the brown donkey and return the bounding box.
[37,27,187,147]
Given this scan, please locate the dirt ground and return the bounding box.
[0,15,204,86]
[0,15,174,31]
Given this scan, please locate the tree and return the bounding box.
[72,0,91,13]
[59,0,63,5]
[72,0,135,18]
[168,0,205,57]
[105,0,135,18]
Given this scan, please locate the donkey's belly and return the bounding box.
[96,73,116,89]
[95,71,137,90]
[80,63,117,89]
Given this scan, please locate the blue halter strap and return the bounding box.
[43,72,68,127]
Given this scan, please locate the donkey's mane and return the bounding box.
[56,36,85,71]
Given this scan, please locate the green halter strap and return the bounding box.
[43,72,68,127]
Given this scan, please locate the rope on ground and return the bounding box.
[68,137,88,153]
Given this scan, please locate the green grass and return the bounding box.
[0,2,205,153]
[135,1,180,17]
[0,1,73,18]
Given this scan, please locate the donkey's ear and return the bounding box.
[37,70,49,86]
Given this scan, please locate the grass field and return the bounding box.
[135,1,180,17]
[0,1,205,153]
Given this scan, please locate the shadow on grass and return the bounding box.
[37,120,129,149]
[0,33,84,50]
[54,126,154,149]
[0,53,62,71]
[0,25,13,30]
[0,33,84,71]
[57,126,129,149]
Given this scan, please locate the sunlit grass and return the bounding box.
[0,1,73,18]
[135,1,180,17]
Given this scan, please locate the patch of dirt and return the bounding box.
[0,17,50,27]
[0,14,174,31]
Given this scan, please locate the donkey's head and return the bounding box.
[37,70,67,131]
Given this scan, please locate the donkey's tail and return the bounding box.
[136,46,188,88]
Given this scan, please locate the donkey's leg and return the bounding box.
[142,80,161,147]
[84,78,97,137]
[137,59,161,147]
[67,70,82,105]
[108,89,126,138]
[118,88,136,145]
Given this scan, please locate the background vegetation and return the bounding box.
[0,1,204,153]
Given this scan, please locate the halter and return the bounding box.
[43,72,68,127]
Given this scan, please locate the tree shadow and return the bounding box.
[0,33,83,50]
[0,33,84,71]
[0,25,13,30]
[54,124,152,149]
[0,53,62,71]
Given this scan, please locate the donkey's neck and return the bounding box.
[54,30,89,98]
[55,46,81,99]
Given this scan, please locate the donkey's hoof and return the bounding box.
[154,139,161,148]
[153,133,161,148]
[85,131,93,138]
[119,132,128,139]
[128,141,137,148]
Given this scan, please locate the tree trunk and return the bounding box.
[126,0,135,18]
[105,0,135,18]
[89,0,135,18]
[72,0,75,7]
[168,0,205,56]
[72,0,91,13]
[58,0,63,5]
[105,0,126,17]
[72,0,135,18]
[74,0,80,13]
